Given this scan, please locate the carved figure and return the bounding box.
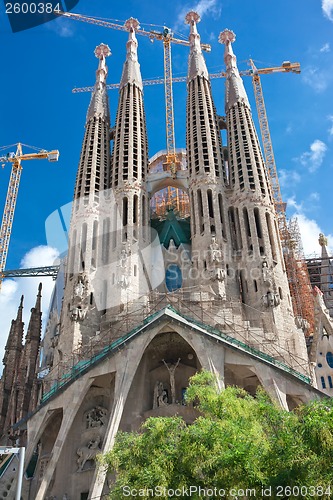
[262,291,280,308]
[158,389,168,406]
[262,259,273,286]
[162,358,181,404]
[153,381,168,408]
[209,237,222,263]
[85,406,108,429]
[71,307,87,322]
[77,435,101,472]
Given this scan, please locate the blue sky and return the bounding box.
[0,0,333,369]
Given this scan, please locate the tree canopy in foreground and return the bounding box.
[101,372,333,499]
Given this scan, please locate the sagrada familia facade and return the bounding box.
[0,11,333,500]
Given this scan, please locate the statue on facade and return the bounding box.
[74,274,88,298]
[70,306,87,322]
[262,259,273,286]
[76,435,101,472]
[153,381,168,408]
[209,236,222,263]
[85,406,108,429]
[162,358,181,404]
[117,246,130,288]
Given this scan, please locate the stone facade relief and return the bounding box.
[153,381,168,408]
[85,405,108,429]
[71,273,89,322]
[117,246,131,288]
[76,435,101,472]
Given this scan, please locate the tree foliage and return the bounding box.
[101,371,333,499]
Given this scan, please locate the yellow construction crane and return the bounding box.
[55,10,211,173]
[0,143,59,290]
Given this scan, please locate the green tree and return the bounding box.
[101,371,333,499]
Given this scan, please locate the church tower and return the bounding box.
[54,44,112,366]
[185,12,229,298]
[105,18,150,312]
[0,296,24,435]
[219,29,309,370]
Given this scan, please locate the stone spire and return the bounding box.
[86,43,111,121]
[185,11,228,298]
[185,11,209,82]
[216,28,309,374]
[74,43,111,203]
[219,29,250,110]
[0,296,24,435]
[219,29,271,200]
[15,284,43,422]
[185,11,225,182]
[106,18,150,310]
[120,18,143,90]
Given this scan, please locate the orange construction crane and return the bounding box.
[56,10,211,173]
[0,143,59,290]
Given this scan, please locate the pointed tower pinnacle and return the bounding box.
[86,43,111,121]
[185,11,209,81]
[3,295,24,362]
[219,29,250,110]
[120,18,142,90]
[318,233,333,316]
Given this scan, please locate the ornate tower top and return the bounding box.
[86,43,111,121]
[185,11,209,81]
[120,18,142,90]
[218,29,250,110]
[319,233,328,247]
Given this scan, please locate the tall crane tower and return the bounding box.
[0,143,59,290]
[56,10,211,174]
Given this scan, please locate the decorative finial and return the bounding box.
[124,17,140,31]
[94,43,111,59]
[218,29,236,45]
[38,282,42,293]
[185,11,201,24]
[319,233,328,247]
[19,295,24,307]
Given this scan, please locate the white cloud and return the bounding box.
[322,0,333,21]
[278,169,301,188]
[174,0,221,32]
[302,66,329,92]
[0,246,59,376]
[297,139,327,172]
[320,42,330,52]
[296,213,333,256]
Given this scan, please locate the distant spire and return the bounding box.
[185,11,209,82]
[218,29,250,110]
[120,18,142,90]
[86,43,111,121]
[25,283,42,342]
[4,295,24,356]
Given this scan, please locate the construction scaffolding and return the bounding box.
[286,217,315,335]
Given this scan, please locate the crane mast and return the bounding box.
[0,143,59,290]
